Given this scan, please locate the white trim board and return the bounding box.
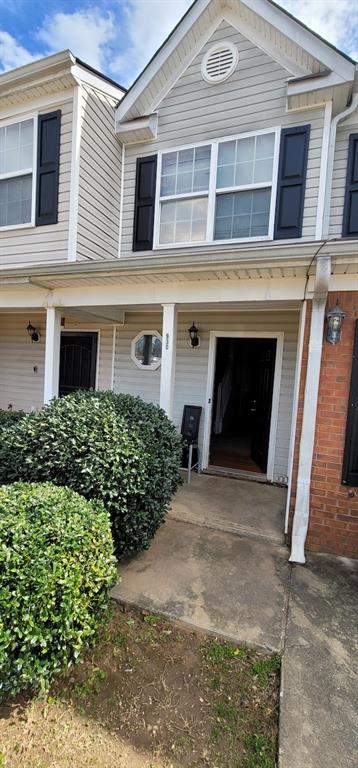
[202,330,284,481]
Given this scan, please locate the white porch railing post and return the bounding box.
[44,307,61,404]
[159,303,177,420]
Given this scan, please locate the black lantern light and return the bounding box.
[326,300,345,345]
[188,321,200,348]
[26,321,41,343]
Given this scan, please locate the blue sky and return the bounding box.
[0,0,357,88]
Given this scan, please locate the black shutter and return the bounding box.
[35,110,61,226]
[274,124,310,239]
[342,133,358,238]
[342,321,358,486]
[133,155,157,251]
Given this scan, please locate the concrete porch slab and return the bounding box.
[279,554,358,768]
[170,473,287,545]
[112,518,290,652]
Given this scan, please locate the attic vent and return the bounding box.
[201,42,238,84]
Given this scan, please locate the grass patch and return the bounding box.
[251,655,281,687]
[0,604,280,768]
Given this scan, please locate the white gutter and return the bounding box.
[289,253,331,563]
[322,91,358,238]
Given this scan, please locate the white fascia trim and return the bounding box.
[0,50,75,90]
[322,93,358,238]
[115,113,158,140]
[289,253,331,564]
[68,86,82,262]
[115,0,211,121]
[240,0,355,82]
[287,71,347,97]
[71,64,126,101]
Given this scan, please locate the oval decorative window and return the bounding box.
[201,42,238,84]
[131,330,162,370]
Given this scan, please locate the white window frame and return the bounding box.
[153,126,281,249]
[0,112,38,231]
[131,330,162,371]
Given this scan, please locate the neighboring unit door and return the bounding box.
[342,321,358,486]
[250,339,277,473]
[59,332,98,396]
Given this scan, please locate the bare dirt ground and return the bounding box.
[0,604,280,768]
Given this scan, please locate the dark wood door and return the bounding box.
[59,332,97,396]
[250,339,277,473]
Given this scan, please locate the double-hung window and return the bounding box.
[0,117,35,228]
[156,129,279,247]
[158,145,211,245]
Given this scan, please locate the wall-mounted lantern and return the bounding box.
[26,321,41,343]
[326,300,345,345]
[188,322,200,348]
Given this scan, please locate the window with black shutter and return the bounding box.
[35,110,61,226]
[274,124,310,239]
[342,133,358,238]
[342,320,358,486]
[133,155,157,251]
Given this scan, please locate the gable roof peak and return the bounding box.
[116,0,355,124]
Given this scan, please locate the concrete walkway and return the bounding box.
[170,473,287,545]
[113,518,289,651]
[279,553,358,768]
[112,489,358,767]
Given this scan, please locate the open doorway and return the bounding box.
[209,337,277,475]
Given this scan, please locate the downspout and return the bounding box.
[289,253,331,563]
[322,91,358,238]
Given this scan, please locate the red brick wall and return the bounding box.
[290,292,358,558]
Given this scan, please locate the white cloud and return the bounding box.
[37,8,117,72]
[0,30,35,71]
[281,0,358,61]
[111,0,192,82]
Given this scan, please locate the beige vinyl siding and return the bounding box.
[120,21,324,258]
[0,314,115,412]
[329,110,358,237]
[112,313,162,404]
[77,85,121,261]
[0,98,72,268]
[0,312,46,411]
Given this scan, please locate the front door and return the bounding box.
[209,337,277,475]
[250,339,276,473]
[59,332,98,396]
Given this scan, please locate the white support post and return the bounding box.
[43,307,61,404]
[290,255,331,564]
[159,303,177,420]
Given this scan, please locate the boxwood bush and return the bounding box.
[0,482,116,699]
[0,409,26,429]
[0,390,182,557]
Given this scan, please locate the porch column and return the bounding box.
[43,307,61,404]
[159,303,177,420]
[290,254,331,564]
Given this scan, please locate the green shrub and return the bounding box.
[0,482,116,699]
[0,409,26,429]
[0,390,182,557]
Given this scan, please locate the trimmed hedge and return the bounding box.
[0,482,116,699]
[0,409,26,429]
[0,391,182,557]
